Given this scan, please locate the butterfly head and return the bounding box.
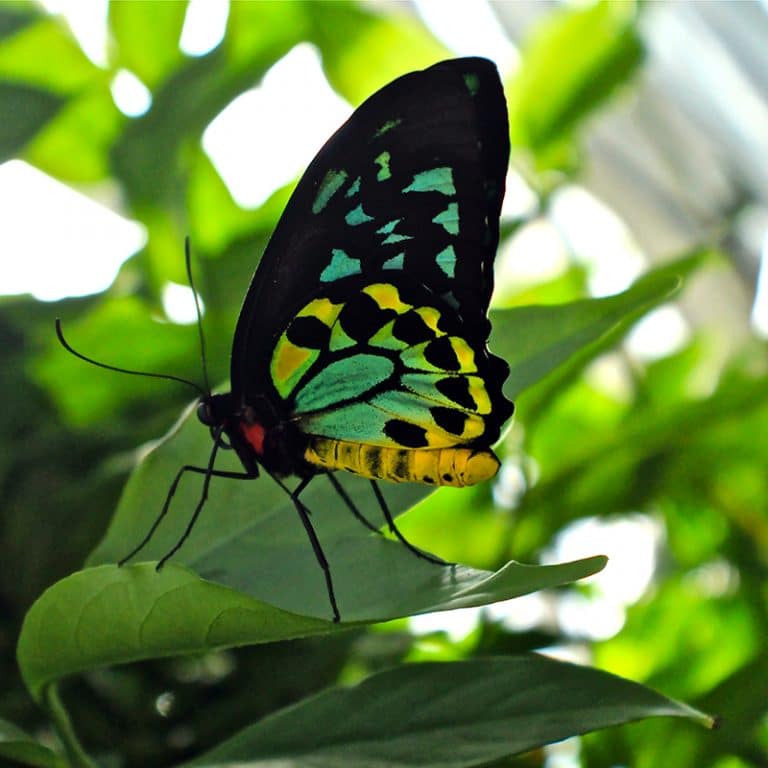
[196,392,236,443]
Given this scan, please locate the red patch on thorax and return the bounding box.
[241,422,266,455]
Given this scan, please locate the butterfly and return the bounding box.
[58,57,513,623]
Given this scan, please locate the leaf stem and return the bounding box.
[44,684,98,768]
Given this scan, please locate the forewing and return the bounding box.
[231,57,509,404]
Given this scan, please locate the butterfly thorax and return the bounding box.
[199,393,312,478]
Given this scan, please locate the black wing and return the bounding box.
[230,57,509,411]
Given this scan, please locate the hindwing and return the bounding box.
[269,281,512,449]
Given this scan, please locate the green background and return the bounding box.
[1,2,766,766]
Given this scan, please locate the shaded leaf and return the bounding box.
[0,717,65,768]
[26,83,122,182]
[183,656,710,767]
[0,6,38,41]
[0,82,65,160]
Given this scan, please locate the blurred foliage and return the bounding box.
[1,0,766,766]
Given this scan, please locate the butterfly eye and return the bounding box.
[197,401,213,426]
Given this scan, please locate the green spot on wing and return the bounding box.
[295,355,395,412]
[375,151,391,181]
[346,204,374,226]
[373,118,402,138]
[382,252,405,271]
[329,322,357,352]
[377,218,411,245]
[320,249,361,282]
[312,169,347,214]
[402,167,456,196]
[377,219,401,235]
[433,203,459,235]
[382,233,412,245]
[274,347,320,399]
[370,318,407,350]
[345,176,361,198]
[299,402,391,443]
[436,244,457,277]
[463,72,480,95]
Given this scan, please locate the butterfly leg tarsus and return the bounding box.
[369,480,451,566]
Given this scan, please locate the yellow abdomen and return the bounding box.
[304,438,499,487]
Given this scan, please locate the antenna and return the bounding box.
[55,319,207,399]
[184,237,212,396]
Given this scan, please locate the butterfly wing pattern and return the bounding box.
[222,57,513,491]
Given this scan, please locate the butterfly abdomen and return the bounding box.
[304,437,499,487]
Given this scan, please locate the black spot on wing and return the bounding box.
[384,419,429,448]
[392,311,435,345]
[424,336,460,371]
[286,316,331,348]
[430,406,467,436]
[338,292,395,342]
[436,376,476,410]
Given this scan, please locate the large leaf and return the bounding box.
[183,656,710,767]
[492,260,683,400]
[511,251,709,419]
[17,558,606,702]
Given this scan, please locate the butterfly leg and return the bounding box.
[369,480,449,566]
[119,434,255,567]
[280,475,341,623]
[327,472,382,534]
[156,465,256,569]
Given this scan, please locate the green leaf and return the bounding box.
[181,656,710,767]
[507,0,644,172]
[0,718,65,768]
[0,15,103,94]
[0,6,38,41]
[308,2,447,105]
[33,296,202,427]
[0,81,65,160]
[491,258,683,401]
[108,0,188,89]
[26,83,122,182]
[17,555,605,702]
[111,4,307,209]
